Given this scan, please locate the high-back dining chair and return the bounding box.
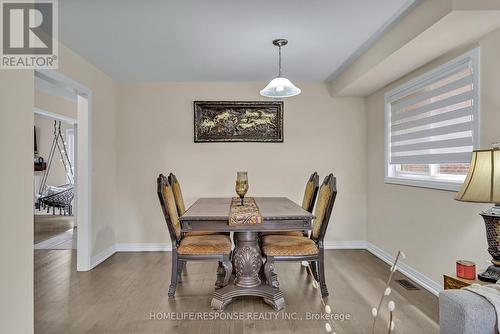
[157,174,233,297]
[261,174,337,297]
[260,172,319,237]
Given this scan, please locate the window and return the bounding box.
[385,48,480,191]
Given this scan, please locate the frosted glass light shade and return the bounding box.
[455,148,500,203]
[260,77,301,98]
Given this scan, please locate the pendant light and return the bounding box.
[260,39,301,98]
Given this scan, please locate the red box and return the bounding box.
[456,260,476,280]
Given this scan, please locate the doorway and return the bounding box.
[33,108,77,249]
[34,70,93,271]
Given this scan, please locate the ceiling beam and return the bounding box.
[328,0,500,97]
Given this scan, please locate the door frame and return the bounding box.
[35,69,93,271]
[34,107,77,125]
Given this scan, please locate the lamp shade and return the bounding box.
[260,77,301,98]
[455,148,500,204]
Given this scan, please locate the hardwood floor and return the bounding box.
[34,228,75,250]
[34,215,74,243]
[34,249,439,334]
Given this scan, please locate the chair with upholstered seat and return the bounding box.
[157,174,232,297]
[261,174,336,297]
[261,172,319,237]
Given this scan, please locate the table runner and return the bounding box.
[228,197,263,226]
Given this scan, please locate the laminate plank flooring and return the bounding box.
[34,215,74,243]
[34,229,75,249]
[34,250,439,334]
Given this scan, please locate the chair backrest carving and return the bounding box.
[302,172,319,213]
[168,173,186,216]
[157,174,182,242]
[311,174,337,242]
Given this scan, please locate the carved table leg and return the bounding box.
[215,262,224,288]
[264,257,279,288]
[211,231,285,311]
[234,232,262,287]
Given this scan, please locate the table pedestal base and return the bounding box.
[211,231,285,311]
[211,284,285,311]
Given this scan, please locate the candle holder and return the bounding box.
[235,172,248,206]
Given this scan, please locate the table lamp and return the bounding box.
[455,144,500,282]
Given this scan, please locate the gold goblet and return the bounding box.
[235,172,248,206]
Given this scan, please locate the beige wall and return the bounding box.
[366,28,500,285]
[0,71,34,333]
[115,82,367,244]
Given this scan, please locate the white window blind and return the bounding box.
[386,52,479,166]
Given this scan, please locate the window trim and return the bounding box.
[384,48,480,191]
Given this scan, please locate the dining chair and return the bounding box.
[261,174,337,297]
[168,172,222,237]
[260,172,319,237]
[157,174,233,297]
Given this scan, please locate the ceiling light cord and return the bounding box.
[278,45,282,77]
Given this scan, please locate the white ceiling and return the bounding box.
[59,0,413,82]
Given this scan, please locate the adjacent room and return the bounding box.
[1,1,500,333]
[33,77,77,250]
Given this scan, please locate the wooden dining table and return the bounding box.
[179,197,314,311]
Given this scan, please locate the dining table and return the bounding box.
[179,197,314,311]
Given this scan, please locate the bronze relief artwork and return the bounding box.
[194,101,283,142]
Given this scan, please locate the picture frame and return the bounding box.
[194,101,284,143]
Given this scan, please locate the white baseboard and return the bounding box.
[91,240,442,296]
[115,243,172,252]
[365,242,442,296]
[90,244,116,269]
[90,243,171,268]
[324,240,367,249]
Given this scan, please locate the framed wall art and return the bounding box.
[194,101,283,143]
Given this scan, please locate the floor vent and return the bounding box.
[395,279,420,290]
